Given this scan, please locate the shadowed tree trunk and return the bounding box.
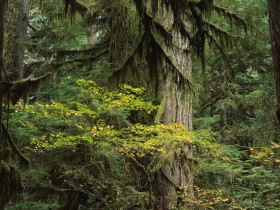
[7,0,29,79]
[0,3,32,209]
[0,3,9,210]
[0,0,4,132]
[157,28,194,209]
[268,0,280,123]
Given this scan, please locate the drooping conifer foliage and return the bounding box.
[2,0,280,210]
[61,0,247,93]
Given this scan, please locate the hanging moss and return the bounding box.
[9,72,52,104]
[0,126,30,209]
[2,123,30,169]
[0,132,11,162]
[64,0,88,21]
[0,72,52,104]
[0,161,23,209]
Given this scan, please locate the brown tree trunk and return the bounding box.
[0,0,4,134]
[268,0,280,122]
[8,0,29,79]
[0,1,3,57]
[161,32,192,129]
[0,2,5,210]
[157,29,193,209]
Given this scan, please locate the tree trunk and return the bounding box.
[0,4,25,210]
[157,30,193,209]
[0,3,5,210]
[8,0,29,79]
[0,1,3,58]
[268,0,280,123]
[0,0,5,134]
[161,32,192,129]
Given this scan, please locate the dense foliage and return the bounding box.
[0,0,280,209]
[7,78,221,209]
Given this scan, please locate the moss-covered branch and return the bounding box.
[0,72,52,104]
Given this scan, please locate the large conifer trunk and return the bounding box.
[268,0,280,122]
[162,32,192,129]
[157,29,193,209]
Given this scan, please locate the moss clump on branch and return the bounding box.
[10,72,51,104]
[0,72,52,104]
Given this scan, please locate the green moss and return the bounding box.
[0,160,10,172]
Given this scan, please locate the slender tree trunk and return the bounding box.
[268,0,280,122]
[18,0,29,79]
[0,0,4,134]
[0,1,3,58]
[8,0,29,79]
[0,2,5,210]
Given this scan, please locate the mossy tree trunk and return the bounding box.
[161,32,192,129]
[0,2,6,208]
[157,30,193,209]
[0,3,26,209]
[268,0,280,123]
[7,0,29,79]
[0,3,6,210]
[0,0,4,134]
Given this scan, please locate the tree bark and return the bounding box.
[0,2,5,210]
[8,0,29,79]
[0,0,5,134]
[158,28,193,209]
[162,32,192,129]
[268,0,280,122]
